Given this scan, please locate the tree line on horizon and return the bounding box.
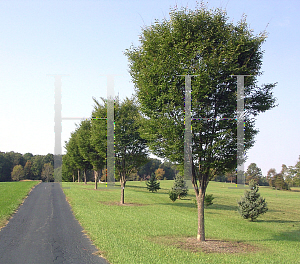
[0,150,181,183]
[213,160,300,189]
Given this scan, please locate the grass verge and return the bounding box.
[0,180,41,230]
[62,180,300,263]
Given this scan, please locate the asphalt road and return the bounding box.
[0,182,109,264]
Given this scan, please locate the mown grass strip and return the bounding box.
[0,180,41,229]
[62,181,300,263]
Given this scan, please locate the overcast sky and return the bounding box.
[0,0,299,176]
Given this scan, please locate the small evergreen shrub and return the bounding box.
[171,175,188,199]
[146,173,161,192]
[192,194,215,208]
[204,194,215,207]
[169,190,177,202]
[237,179,268,221]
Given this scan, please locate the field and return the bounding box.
[0,180,41,229]
[1,180,299,263]
[61,181,300,263]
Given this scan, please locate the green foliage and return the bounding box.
[41,163,54,182]
[137,158,161,180]
[192,193,215,207]
[171,175,188,199]
[54,166,62,182]
[204,194,215,207]
[245,163,263,184]
[267,168,289,190]
[146,173,161,192]
[11,165,24,181]
[125,4,277,240]
[168,190,177,202]
[237,179,268,221]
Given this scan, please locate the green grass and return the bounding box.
[62,181,300,264]
[0,180,41,228]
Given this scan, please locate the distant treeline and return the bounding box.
[0,151,54,182]
[0,151,181,182]
[62,157,181,182]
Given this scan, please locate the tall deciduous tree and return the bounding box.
[24,160,33,180]
[245,163,263,185]
[11,165,25,181]
[155,168,165,180]
[93,97,149,204]
[31,155,44,180]
[41,163,54,182]
[75,120,97,185]
[64,131,89,184]
[125,5,277,241]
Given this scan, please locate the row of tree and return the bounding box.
[62,96,150,204]
[213,160,300,189]
[0,152,55,182]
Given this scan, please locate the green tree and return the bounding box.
[65,130,91,184]
[159,162,176,180]
[274,173,289,190]
[41,163,54,182]
[245,163,263,185]
[31,155,44,180]
[62,153,77,182]
[171,174,188,199]
[54,166,62,182]
[76,120,98,186]
[90,98,109,189]
[0,152,13,181]
[237,179,268,221]
[23,153,33,162]
[289,156,300,187]
[137,158,161,180]
[146,173,161,192]
[115,97,149,204]
[43,153,54,167]
[155,168,165,180]
[125,5,277,241]
[11,165,25,181]
[266,168,276,187]
[224,170,236,183]
[24,160,33,180]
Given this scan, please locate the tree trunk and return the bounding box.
[78,169,80,183]
[72,173,74,182]
[84,169,87,184]
[94,170,98,190]
[196,188,206,241]
[120,175,126,205]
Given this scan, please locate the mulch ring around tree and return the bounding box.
[148,236,265,254]
[97,201,149,206]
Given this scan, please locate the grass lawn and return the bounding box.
[0,180,41,229]
[62,180,300,264]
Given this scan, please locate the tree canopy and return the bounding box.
[125,4,277,241]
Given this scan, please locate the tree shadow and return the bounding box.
[255,219,300,224]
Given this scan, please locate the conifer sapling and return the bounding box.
[237,179,268,221]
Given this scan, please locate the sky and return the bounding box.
[0,0,299,176]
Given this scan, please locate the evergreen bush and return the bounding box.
[237,179,268,221]
[146,173,161,192]
[169,190,178,202]
[171,174,188,199]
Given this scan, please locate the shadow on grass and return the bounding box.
[243,228,300,243]
[255,219,300,224]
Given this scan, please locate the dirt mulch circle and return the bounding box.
[148,236,264,254]
[98,201,149,206]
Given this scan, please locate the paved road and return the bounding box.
[0,182,109,264]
